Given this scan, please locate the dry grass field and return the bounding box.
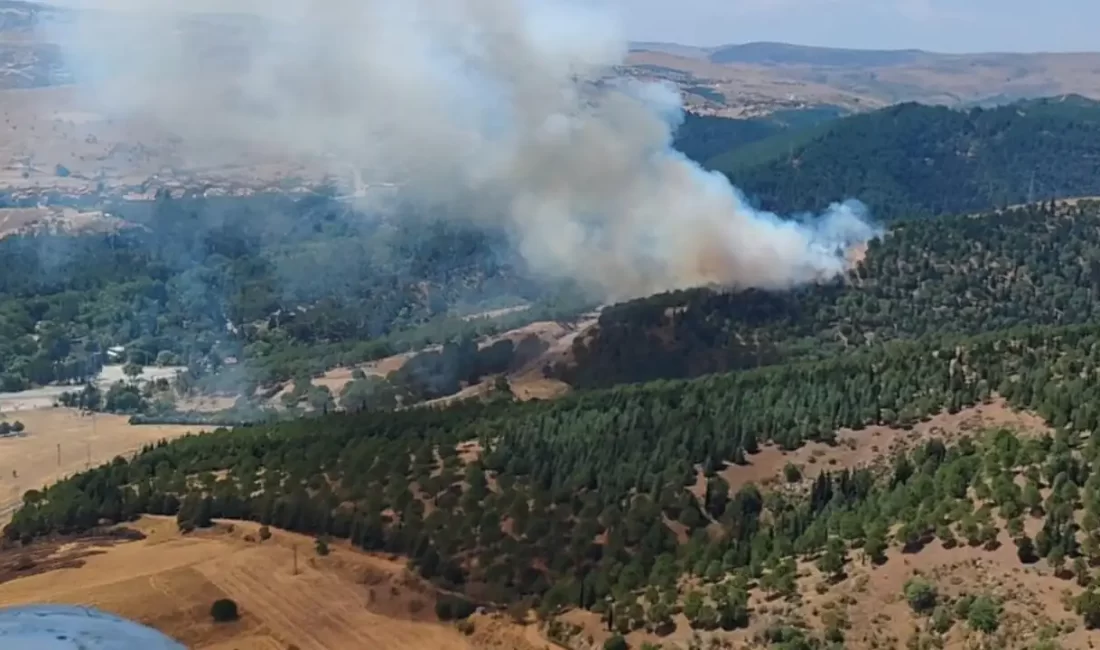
[624,49,1100,116]
[0,408,202,523]
[0,517,550,650]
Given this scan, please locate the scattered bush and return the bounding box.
[210,598,239,623]
[435,595,476,621]
[904,578,938,614]
[455,619,475,636]
[783,463,802,483]
[258,525,271,541]
[966,595,1001,633]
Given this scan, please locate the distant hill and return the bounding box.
[706,41,932,68]
[710,96,1100,220]
[625,41,1100,117]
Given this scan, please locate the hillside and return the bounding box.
[14,7,1100,650]
[14,200,1100,648]
[561,199,1100,389]
[624,41,1100,116]
[671,110,844,164]
[709,98,1100,220]
[13,297,1100,647]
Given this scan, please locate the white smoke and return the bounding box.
[43,0,879,300]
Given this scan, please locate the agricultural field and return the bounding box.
[0,517,546,650]
[0,409,200,523]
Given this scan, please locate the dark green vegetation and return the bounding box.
[0,189,588,397]
[209,598,239,623]
[671,109,844,165]
[0,420,25,436]
[563,200,1100,388]
[14,311,1100,641]
[712,96,1100,220]
[13,100,1100,647]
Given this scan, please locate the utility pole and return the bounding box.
[85,442,91,469]
[292,544,298,575]
[56,443,61,468]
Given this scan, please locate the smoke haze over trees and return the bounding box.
[43,0,877,301]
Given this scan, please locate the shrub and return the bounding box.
[258,525,271,541]
[210,598,239,623]
[435,595,476,621]
[967,595,1002,633]
[904,578,938,614]
[783,463,802,483]
[456,619,475,635]
[603,635,629,650]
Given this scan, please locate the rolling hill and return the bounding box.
[625,41,1100,117]
[12,6,1100,650]
[709,96,1100,220]
[14,200,1100,649]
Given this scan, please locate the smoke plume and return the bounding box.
[43,0,879,301]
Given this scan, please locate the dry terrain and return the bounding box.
[624,47,1100,117]
[558,527,1087,650]
[280,313,599,410]
[556,400,1075,650]
[0,408,201,523]
[0,517,550,650]
[691,396,1050,497]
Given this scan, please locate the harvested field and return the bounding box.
[0,408,201,523]
[0,517,483,650]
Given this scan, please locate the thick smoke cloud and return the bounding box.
[44,0,879,301]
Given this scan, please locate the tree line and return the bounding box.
[562,200,1100,389]
[13,319,1100,636]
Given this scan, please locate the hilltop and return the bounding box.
[709,97,1100,220]
[624,41,1100,117]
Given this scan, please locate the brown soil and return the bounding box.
[693,397,1049,498]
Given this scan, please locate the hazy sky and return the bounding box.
[610,0,1098,53]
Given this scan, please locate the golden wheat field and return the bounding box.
[0,409,204,523]
[0,517,492,650]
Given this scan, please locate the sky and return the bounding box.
[608,0,1099,53]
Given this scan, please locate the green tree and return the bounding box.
[1076,589,1100,629]
[966,595,1001,633]
[817,537,848,582]
[210,598,239,623]
[904,578,938,614]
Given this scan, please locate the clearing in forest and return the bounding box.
[692,397,1050,496]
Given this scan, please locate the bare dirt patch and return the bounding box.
[0,408,202,523]
[695,398,1049,497]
